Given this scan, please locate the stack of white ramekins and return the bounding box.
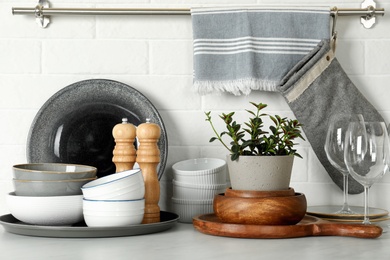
[171,158,227,223]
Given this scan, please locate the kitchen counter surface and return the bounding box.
[0,222,389,259]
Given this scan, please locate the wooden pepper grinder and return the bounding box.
[136,118,161,224]
[112,118,137,173]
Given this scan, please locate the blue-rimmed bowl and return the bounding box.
[83,198,145,227]
[81,169,144,200]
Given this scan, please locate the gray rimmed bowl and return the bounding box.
[13,177,96,196]
[13,163,97,181]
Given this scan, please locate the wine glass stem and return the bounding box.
[363,186,371,225]
[341,173,350,211]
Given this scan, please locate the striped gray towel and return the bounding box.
[191,6,330,95]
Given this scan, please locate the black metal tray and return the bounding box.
[0,211,178,238]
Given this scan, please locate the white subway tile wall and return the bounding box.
[1,0,389,214]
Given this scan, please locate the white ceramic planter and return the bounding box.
[227,155,294,191]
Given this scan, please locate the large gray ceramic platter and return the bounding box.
[27,79,167,179]
[0,211,179,238]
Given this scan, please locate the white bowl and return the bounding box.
[13,163,97,181]
[6,192,83,226]
[81,169,144,200]
[82,183,145,201]
[171,197,213,223]
[172,158,227,185]
[83,213,144,227]
[83,209,144,216]
[83,199,145,227]
[172,180,227,200]
[13,177,96,196]
[83,198,145,212]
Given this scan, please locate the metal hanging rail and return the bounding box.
[12,0,385,29]
[13,7,191,16]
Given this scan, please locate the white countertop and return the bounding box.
[1,222,389,260]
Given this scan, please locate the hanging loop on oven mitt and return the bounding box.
[277,39,385,194]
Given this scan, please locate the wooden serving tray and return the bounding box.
[192,214,382,239]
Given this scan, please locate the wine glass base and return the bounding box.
[333,205,356,215]
[334,210,356,215]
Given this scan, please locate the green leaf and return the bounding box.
[231,144,240,153]
[205,111,211,120]
[275,115,282,123]
[269,126,277,135]
[209,137,218,142]
[231,153,239,161]
[269,115,277,125]
[246,109,256,116]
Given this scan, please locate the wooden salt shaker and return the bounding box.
[136,118,161,224]
[112,118,137,172]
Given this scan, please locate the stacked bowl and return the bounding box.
[80,169,145,227]
[213,188,307,225]
[171,158,227,223]
[7,163,97,226]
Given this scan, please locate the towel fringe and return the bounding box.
[193,78,277,96]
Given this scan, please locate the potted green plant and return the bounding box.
[205,102,305,191]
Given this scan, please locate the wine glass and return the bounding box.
[324,113,364,214]
[344,121,390,224]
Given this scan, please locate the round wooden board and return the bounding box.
[192,214,382,239]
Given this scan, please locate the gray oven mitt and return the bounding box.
[277,39,384,194]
